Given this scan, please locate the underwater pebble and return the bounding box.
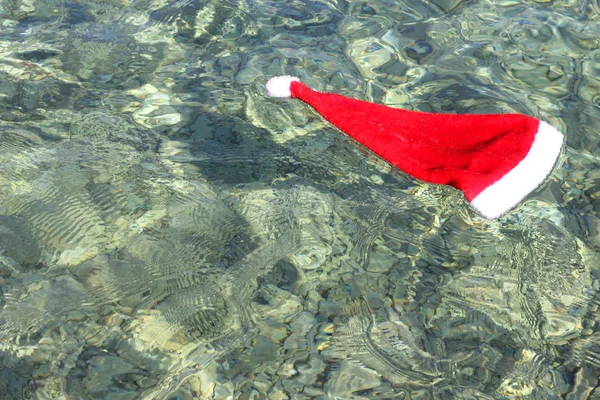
[346,37,392,79]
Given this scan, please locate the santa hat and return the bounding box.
[266,76,563,219]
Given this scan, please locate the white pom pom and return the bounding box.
[266,75,300,98]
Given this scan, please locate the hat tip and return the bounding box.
[266,75,300,98]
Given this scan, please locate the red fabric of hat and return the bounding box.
[266,76,563,219]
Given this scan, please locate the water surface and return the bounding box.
[0,0,599,398]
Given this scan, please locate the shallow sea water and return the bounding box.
[0,0,599,398]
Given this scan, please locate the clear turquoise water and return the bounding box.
[0,0,599,398]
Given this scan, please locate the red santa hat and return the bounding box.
[266,76,563,219]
